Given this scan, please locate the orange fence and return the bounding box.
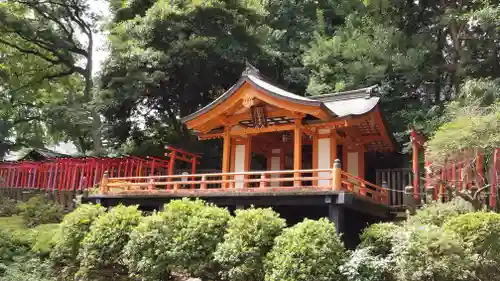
[99,166,388,205]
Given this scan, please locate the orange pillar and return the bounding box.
[222,128,231,188]
[412,140,420,200]
[491,148,499,210]
[476,151,484,187]
[294,121,303,187]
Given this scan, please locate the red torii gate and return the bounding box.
[0,147,201,192]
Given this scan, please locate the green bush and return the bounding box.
[124,199,231,281]
[0,195,16,217]
[444,211,500,280]
[407,198,473,227]
[265,218,345,281]
[359,222,399,256]
[123,213,171,281]
[77,205,141,281]
[0,231,25,267]
[392,224,475,281]
[340,247,394,281]
[27,223,59,258]
[16,195,64,227]
[50,203,105,275]
[0,256,55,281]
[214,207,286,281]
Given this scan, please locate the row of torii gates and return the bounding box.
[410,129,499,209]
[0,146,200,192]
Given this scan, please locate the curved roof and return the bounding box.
[181,65,382,124]
[181,67,325,124]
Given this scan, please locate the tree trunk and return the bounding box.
[84,31,103,154]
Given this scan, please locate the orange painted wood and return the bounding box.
[222,129,231,188]
[412,139,419,200]
[294,122,303,186]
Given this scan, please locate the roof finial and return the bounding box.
[241,62,261,78]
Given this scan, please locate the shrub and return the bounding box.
[359,222,399,256]
[0,231,25,267]
[0,256,55,281]
[124,199,230,281]
[392,224,475,281]
[407,198,473,227]
[0,195,16,217]
[444,211,500,280]
[214,207,286,281]
[50,204,105,275]
[77,205,141,281]
[28,223,59,258]
[340,247,394,281]
[265,218,345,281]
[123,213,171,281]
[16,195,64,227]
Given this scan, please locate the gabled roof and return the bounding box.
[181,65,328,124]
[181,65,383,124]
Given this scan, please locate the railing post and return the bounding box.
[100,171,109,195]
[381,181,388,204]
[201,175,207,189]
[332,159,342,191]
[404,185,416,214]
[260,173,267,188]
[148,178,155,190]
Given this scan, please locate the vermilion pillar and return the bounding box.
[412,140,419,200]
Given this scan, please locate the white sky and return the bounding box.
[89,0,110,74]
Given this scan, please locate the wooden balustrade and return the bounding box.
[340,171,388,204]
[99,165,389,205]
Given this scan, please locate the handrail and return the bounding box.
[108,168,333,180]
[98,167,389,205]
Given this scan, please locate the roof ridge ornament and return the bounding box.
[241,62,261,78]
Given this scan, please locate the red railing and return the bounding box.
[0,156,169,191]
[100,167,389,205]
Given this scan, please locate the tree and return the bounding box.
[262,0,356,93]
[214,207,286,281]
[264,218,345,281]
[100,0,267,154]
[0,0,104,153]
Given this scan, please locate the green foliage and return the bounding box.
[444,212,500,280]
[392,224,475,281]
[0,231,24,267]
[124,199,231,281]
[407,199,473,227]
[214,207,286,281]
[264,218,345,281]
[359,222,399,256]
[123,212,172,281]
[16,195,64,227]
[340,247,394,281]
[50,204,105,276]
[0,256,56,281]
[77,205,141,281]
[0,195,16,217]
